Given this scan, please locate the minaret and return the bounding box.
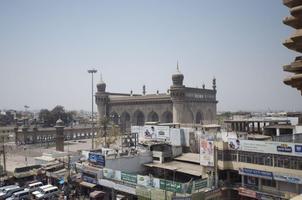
[170,62,186,123]
[55,118,65,152]
[95,73,109,123]
[282,0,302,94]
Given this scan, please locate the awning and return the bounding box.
[90,191,105,198]
[174,153,200,164]
[144,161,205,177]
[80,181,96,188]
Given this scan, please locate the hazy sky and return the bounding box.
[0,0,301,112]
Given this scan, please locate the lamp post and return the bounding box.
[88,68,97,149]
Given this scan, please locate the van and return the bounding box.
[31,185,52,196]
[34,186,59,199]
[0,187,23,199]
[25,182,43,192]
[0,185,20,197]
[6,190,30,200]
[0,185,19,194]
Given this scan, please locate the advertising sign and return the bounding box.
[239,168,273,179]
[144,125,156,139]
[88,152,105,166]
[159,180,183,193]
[121,172,137,184]
[238,140,302,157]
[103,168,114,179]
[238,187,256,198]
[152,177,161,188]
[114,170,121,181]
[156,126,170,139]
[137,175,151,186]
[227,138,240,150]
[200,138,214,166]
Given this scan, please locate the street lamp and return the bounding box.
[88,68,97,149]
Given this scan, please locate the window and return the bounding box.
[262,179,276,187]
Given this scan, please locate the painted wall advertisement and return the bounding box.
[233,140,302,157]
[200,138,214,166]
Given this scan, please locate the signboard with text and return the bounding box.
[237,140,302,157]
[121,172,137,184]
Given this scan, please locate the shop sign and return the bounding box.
[273,173,302,184]
[160,180,183,193]
[239,168,273,179]
[193,179,207,191]
[256,193,282,200]
[121,172,137,184]
[238,187,256,198]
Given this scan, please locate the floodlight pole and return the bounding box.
[88,69,97,149]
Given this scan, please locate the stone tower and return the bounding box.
[95,75,109,123]
[282,0,302,94]
[55,118,64,152]
[170,65,187,123]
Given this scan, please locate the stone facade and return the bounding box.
[95,68,218,131]
[282,0,302,94]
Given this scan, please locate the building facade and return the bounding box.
[95,67,218,131]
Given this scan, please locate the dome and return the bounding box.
[172,63,184,86]
[97,74,106,92]
[55,118,64,127]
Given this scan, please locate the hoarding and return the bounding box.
[237,140,302,157]
[200,138,214,166]
[88,152,105,166]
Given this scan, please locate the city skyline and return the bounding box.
[0,0,301,112]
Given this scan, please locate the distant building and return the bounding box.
[95,65,218,131]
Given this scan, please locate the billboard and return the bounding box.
[200,138,214,166]
[238,140,302,157]
[88,152,105,166]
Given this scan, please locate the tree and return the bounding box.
[38,105,75,127]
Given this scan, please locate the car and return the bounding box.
[31,185,52,196]
[34,186,59,199]
[5,190,30,200]
[0,186,20,198]
[0,188,23,200]
[24,182,43,193]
